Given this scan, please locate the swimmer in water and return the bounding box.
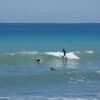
[50,67,56,71]
[36,58,42,62]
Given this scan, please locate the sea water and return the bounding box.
[0,23,100,100]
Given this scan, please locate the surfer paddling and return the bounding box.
[36,58,42,62]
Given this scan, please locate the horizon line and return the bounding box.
[0,22,100,24]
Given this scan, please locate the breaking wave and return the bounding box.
[45,52,79,59]
[0,50,95,66]
[0,96,98,100]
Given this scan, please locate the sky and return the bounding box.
[0,0,100,23]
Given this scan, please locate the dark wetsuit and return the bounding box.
[50,67,56,71]
[62,49,66,56]
[36,59,41,62]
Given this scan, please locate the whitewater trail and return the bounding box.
[45,51,79,60]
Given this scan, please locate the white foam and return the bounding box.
[5,51,79,60]
[66,52,79,60]
[45,52,79,60]
[0,97,10,99]
[4,96,92,100]
[19,51,38,55]
[85,50,94,54]
[96,71,100,73]
[47,97,88,100]
[45,52,62,57]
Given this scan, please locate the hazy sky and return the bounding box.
[0,0,100,23]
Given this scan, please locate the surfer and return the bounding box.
[50,67,56,71]
[62,49,66,56]
[36,58,42,62]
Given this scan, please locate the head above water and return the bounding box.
[50,67,56,71]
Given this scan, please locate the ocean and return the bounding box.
[0,23,100,100]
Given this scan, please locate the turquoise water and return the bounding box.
[0,23,100,100]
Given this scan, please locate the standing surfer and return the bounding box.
[62,49,66,57]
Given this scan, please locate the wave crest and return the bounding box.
[85,50,94,54]
[45,52,79,60]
